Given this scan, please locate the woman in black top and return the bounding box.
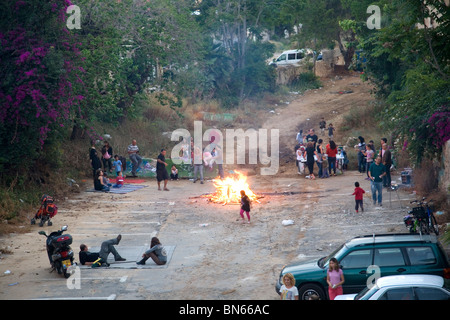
[356,136,366,173]
[316,139,324,177]
[90,141,102,178]
[94,169,110,192]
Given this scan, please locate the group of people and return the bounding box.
[353,136,393,208]
[79,235,167,268]
[279,258,344,300]
[295,127,348,180]
[89,140,127,192]
[294,123,394,211]
[90,137,229,192]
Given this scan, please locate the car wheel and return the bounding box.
[298,284,326,300]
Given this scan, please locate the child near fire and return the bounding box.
[240,190,251,224]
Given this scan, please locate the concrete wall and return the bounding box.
[274,64,310,85]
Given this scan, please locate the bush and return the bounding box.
[290,72,322,92]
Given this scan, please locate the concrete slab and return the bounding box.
[79,245,175,269]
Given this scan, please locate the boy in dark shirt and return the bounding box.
[306,129,318,147]
[352,182,365,213]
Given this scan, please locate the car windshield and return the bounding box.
[318,244,346,268]
[354,285,378,300]
[276,54,286,61]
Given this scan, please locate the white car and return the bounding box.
[335,274,450,300]
[269,49,309,66]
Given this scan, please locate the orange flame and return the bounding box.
[207,171,259,205]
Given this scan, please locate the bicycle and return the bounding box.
[403,198,439,235]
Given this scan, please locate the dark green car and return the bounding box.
[275,234,450,300]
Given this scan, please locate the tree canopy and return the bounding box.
[1,0,448,182]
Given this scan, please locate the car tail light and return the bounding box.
[444,268,450,279]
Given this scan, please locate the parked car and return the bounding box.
[275,233,450,300]
[335,274,450,300]
[269,49,308,66]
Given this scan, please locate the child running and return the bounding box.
[240,190,251,224]
[352,181,365,213]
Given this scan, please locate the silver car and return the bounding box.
[335,274,450,300]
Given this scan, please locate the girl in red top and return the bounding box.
[326,140,338,176]
[352,181,365,212]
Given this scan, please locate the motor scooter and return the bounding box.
[39,226,74,278]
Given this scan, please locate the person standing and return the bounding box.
[214,145,225,180]
[279,273,299,300]
[296,146,306,174]
[381,143,392,188]
[296,129,303,144]
[101,141,113,173]
[355,136,366,173]
[363,144,375,180]
[316,139,324,178]
[327,123,335,139]
[379,138,388,154]
[319,118,326,134]
[352,182,365,213]
[193,146,204,184]
[89,141,102,179]
[239,190,251,223]
[113,155,122,176]
[156,149,169,191]
[127,139,142,177]
[306,129,318,148]
[304,142,317,180]
[326,140,338,176]
[368,156,386,206]
[327,258,345,300]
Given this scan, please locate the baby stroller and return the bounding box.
[31,194,58,227]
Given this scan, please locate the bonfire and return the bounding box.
[205,170,260,205]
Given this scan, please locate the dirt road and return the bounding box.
[0,74,416,300]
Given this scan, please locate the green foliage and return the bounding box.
[358,0,450,163]
[290,72,322,92]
